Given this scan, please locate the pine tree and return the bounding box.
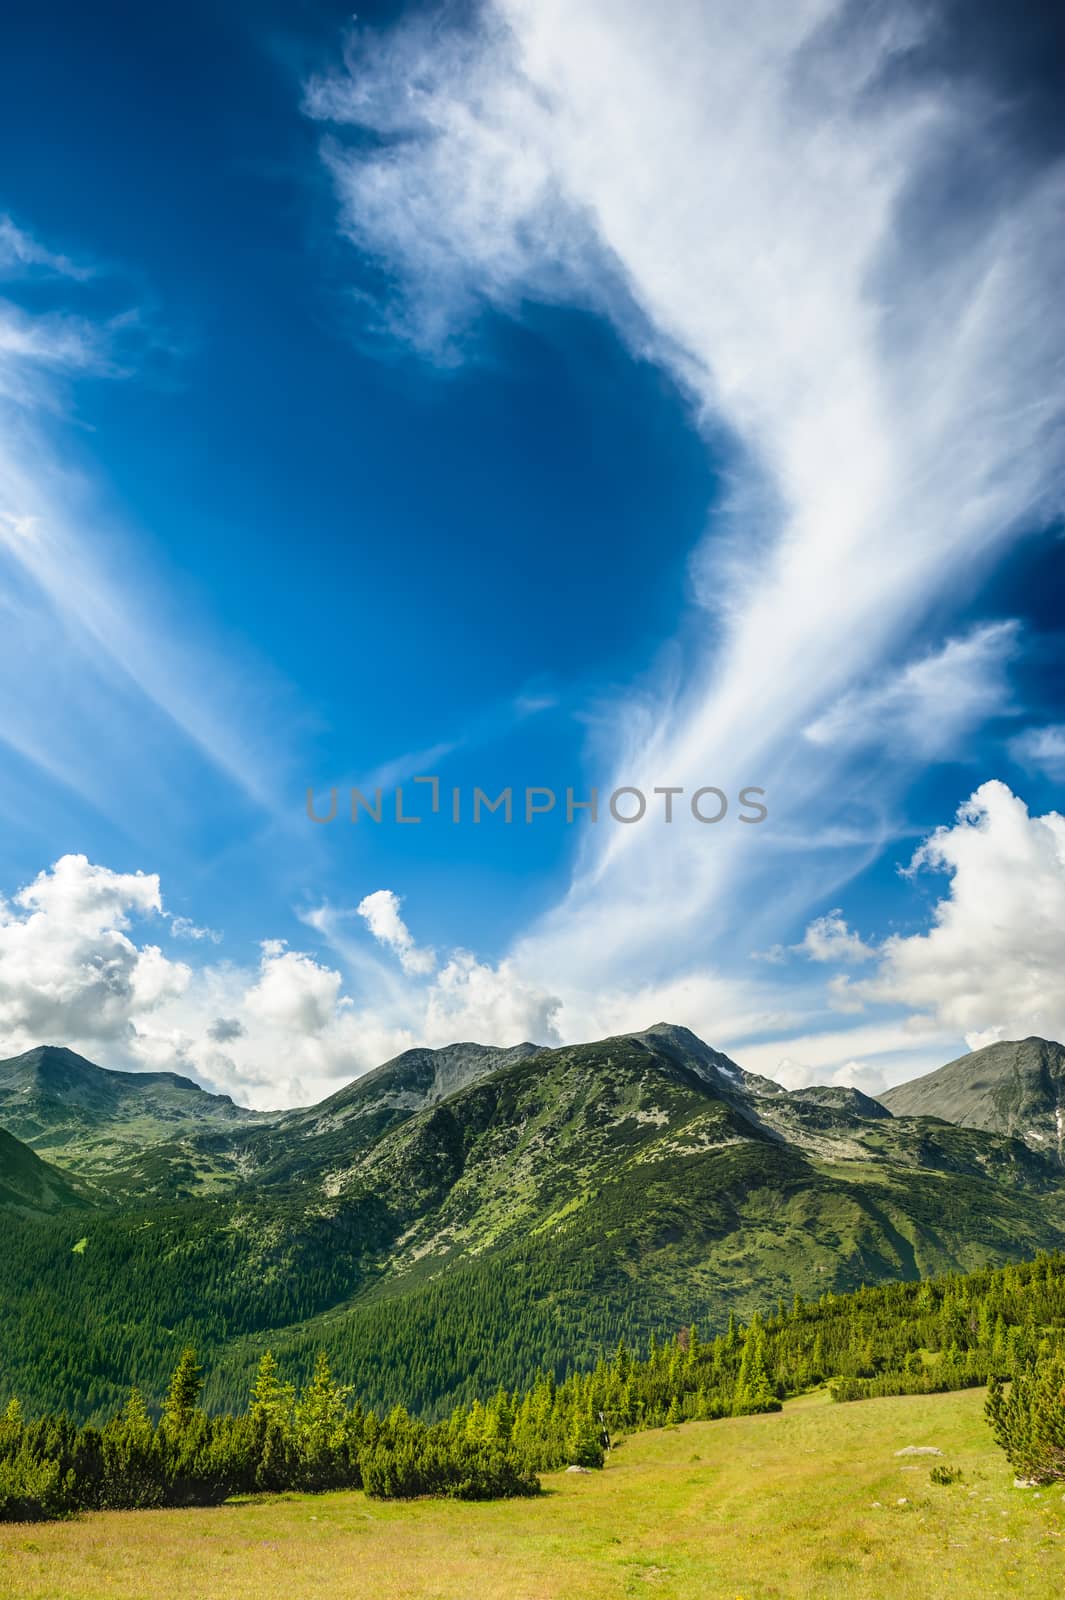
[100,1389,161,1509]
[161,1347,203,1440]
[248,1351,296,1492]
[565,1409,604,1469]
[986,1359,1065,1484]
[295,1351,349,1491]
[733,1321,779,1416]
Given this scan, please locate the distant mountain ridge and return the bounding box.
[0,1043,271,1198]
[3,1023,1065,1421]
[0,1044,262,1124]
[881,1037,1065,1160]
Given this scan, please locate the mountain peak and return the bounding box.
[623,1022,749,1094]
[305,1039,546,1123]
[0,1044,111,1094]
[882,1036,1065,1157]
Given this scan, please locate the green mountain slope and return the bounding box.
[238,1039,545,1185]
[881,1037,1065,1159]
[3,1027,1065,1419]
[0,1127,98,1213]
[0,1044,272,1197]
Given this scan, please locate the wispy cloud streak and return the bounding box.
[0,216,299,822]
[307,0,1065,1037]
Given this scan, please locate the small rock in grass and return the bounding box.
[894,1446,943,1457]
[566,1465,591,1474]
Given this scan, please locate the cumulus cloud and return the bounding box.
[305,1,1065,1029]
[768,1055,889,1096]
[423,950,561,1044]
[141,926,563,1107]
[3,801,1059,1113]
[356,889,436,976]
[800,910,875,964]
[0,854,189,1049]
[244,940,349,1035]
[839,781,1065,1045]
[206,1016,245,1044]
[737,1014,963,1097]
[0,853,565,1108]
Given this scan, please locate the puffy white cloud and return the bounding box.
[800,910,875,965]
[6,806,1061,1115]
[841,782,1065,1045]
[206,1016,244,1044]
[422,951,561,1045]
[243,940,348,1036]
[738,1016,962,1097]
[767,1055,886,1094]
[0,854,189,1049]
[13,852,162,927]
[0,855,562,1108]
[1010,724,1065,782]
[356,889,436,976]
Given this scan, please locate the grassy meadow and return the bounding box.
[1,1387,1062,1600]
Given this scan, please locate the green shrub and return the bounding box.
[986,1360,1065,1484]
[0,1452,68,1521]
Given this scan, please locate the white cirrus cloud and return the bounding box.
[1010,723,1065,782]
[169,915,223,945]
[803,621,1020,757]
[0,214,91,280]
[0,213,302,829]
[306,1,1065,1025]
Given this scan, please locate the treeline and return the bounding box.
[3,1250,1065,1520]
[818,1252,1065,1402]
[0,1349,542,1521]
[0,1308,785,1521]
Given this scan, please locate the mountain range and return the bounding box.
[1,1024,1064,1420]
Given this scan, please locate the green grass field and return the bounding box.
[1,1388,1062,1600]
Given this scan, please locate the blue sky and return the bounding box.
[0,0,1062,1106]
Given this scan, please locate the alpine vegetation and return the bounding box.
[2,1252,1064,1522]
